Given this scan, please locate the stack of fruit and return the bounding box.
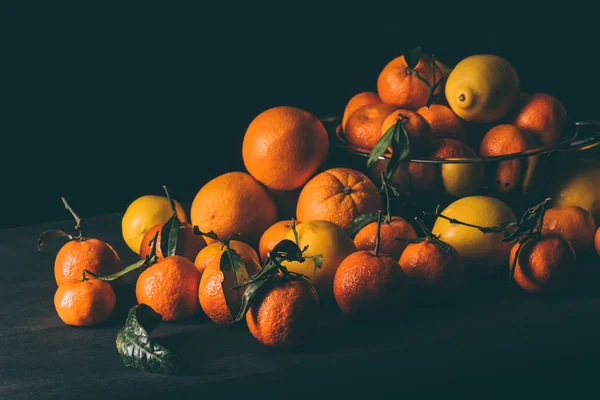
[340,47,570,199]
[38,47,600,377]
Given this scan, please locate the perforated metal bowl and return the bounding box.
[320,117,600,216]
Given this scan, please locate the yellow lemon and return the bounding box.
[282,220,357,301]
[432,196,516,272]
[445,54,519,123]
[549,158,600,222]
[440,163,485,198]
[121,195,188,254]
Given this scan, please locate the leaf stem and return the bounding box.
[373,210,383,257]
[423,208,503,235]
[61,197,84,239]
[291,218,299,247]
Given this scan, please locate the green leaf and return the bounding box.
[160,215,180,257]
[116,304,189,376]
[220,247,250,323]
[232,277,271,323]
[402,46,422,70]
[193,227,219,241]
[385,121,411,180]
[366,126,394,168]
[270,239,304,262]
[347,212,380,238]
[87,257,150,282]
[36,229,71,250]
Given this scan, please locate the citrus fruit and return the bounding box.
[194,240,259,276]
[333,250,407,318]
[139,221,206,262]
[445,54,519,123]
[246,277,320,349]
[549,158,600,221]
[380,109,431,155]
[541,206,597,254]
[432,196,516,271]
[199,251,261,325]
[242,106,329,191]
[282,220,357,300]
[399,239,463,292]
[514,93,568,147]
[190,171,277,247]
[135,255,201,321]
[341,91,382,132]
[377,53,443,109]
[368,159,437,195]
[258,220,301,262]
[122,195,188,255]
[510,232,577,294]
[344,103,398,150]
[296,168,382,230]
[428,138,483,198]
[416,104,466,142]
[54,278,116,326]
[479,124,534,193]
[54,238,122,287]
[353,216,417,260]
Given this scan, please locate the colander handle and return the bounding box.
[558,120,600,152]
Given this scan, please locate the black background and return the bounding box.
[1,2,598,229]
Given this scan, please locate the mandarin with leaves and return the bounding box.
[353,216,417,260]
[199,248,261,325]
[344,103,398,150]
[246,276,320,349]
[334,212,408,318]
[37,197,122,287]
[242,106,329,191]
[54,276,116,326]
[258,220,301,262]
[194,239,259,276]
[398,219,463,293]
[380,109,431,155]
[541,206,597,254]
[139,221,206,262]
[377,49,443,110]
[296,167,382,231]
[136,255,201,322]
[341,91,382,132]
[510,232,577,294]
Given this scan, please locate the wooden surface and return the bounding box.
[2,210,600,399]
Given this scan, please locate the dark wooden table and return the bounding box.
[2,210,600,399]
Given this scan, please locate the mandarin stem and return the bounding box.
[374,210,383,257]
[61,197,83,239]
[162,185,177,217]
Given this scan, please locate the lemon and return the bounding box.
[440,163,485,197]
[121,195,188,254]
[549,158,600,221]
[282,220,357,300]
[445,54,519,123]
[432,196,516,272]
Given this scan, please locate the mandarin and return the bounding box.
[353,216,417,260]
[190,171,277,247]
[242,106,329,191]
[380,109,431,155]
[510,232,577,294]
[341,91,382,132]
[296,168,382,230]
[377,54,443,109]
[136,255,201,321]
[541,206,597,254]
[416,104,466,142]
[258,220,301,262]
[194,240,259,276]
[514,93,568,147]
[54,278,116,327]
[344,103,398,150]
